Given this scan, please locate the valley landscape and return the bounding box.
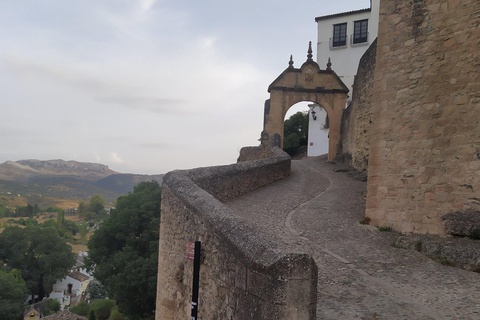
[0,159,164,207]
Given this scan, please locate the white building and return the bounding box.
[49,252,92,309]
[305,1,380,157]
[307,104,329,157]
[50,271,90,309]
[315,0,379,102]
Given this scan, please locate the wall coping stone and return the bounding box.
[161,146,294,267]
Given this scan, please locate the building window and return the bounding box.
[353,19,368,44]
[332,23,347,47]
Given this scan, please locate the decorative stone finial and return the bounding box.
[288,55,294,68]
[326,57,332,70]
[307,41,313,61]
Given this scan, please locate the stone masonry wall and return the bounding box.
[339,39,377,171]
[366,0,480,234]
[237,145,277,162]
[156,147,317,319]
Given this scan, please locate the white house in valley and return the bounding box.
[49,252,92,310]
[50,271,90,309]
[315,0,379,102]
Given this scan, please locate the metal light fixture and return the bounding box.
[308,103,319,121]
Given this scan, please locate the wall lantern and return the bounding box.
[308,103,319,121]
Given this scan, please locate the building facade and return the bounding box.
[315,0,380,102]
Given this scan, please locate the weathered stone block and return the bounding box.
[442,209,480,237]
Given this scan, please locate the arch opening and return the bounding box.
[282,101,329,157]
[262,43,348,160]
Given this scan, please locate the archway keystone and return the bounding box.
[262,42,349,160]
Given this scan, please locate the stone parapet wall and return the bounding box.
[190,146,291,202]
[339,39,377,171]
[237,145,277,162]
[366,0,480,234]
[156,147,317,319]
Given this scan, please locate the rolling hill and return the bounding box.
[0,159,163,204]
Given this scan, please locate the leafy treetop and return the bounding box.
[86,181,161,320]
[0,269,28,320]
[0,226,76,301]
[283,111,309,155]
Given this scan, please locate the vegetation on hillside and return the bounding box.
[70,299,124,320]
[0,179,121,203]
[283,111,309,156]
[86,181,161,320]
[0,179,160,320]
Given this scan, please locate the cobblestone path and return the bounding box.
[224,156,480,320]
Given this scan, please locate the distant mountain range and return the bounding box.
[0,159,163,203]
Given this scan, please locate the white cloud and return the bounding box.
[139,0,158,12]
[198,36,217,50]
[110,153,124,164]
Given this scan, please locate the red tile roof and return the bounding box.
[68,271,90,282]
[43,310,87,320]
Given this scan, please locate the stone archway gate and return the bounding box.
[262,43,349,161]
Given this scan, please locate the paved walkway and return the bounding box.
[225,156,480,320]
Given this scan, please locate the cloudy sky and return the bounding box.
[1,0,370,174]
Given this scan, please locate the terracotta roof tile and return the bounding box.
[43,310,87,320]
[68,271,90,282]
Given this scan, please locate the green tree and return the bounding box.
[25,217,39,227]
[108,305,124,320]
[70,301,91,317]
[86,181,161,320]
[63,220,80,236]
[88,195,105,215]
[88,309,97,320]
[57,210,65,227]
[0,226,76,301]
[87,281,108,301]
[78,200,88,214]
[90,299,116,320]
[44,206,64,215]
[42,219,59,229]
[44,298,61,316]
[80,223,89,240]
[283,111,309,155]
[0,269,28,320]
[0,203,13,218]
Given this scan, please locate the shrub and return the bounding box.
[107,306,124,320]
[359,217,371,225]
[91,299,116,320]
[88,309,96,320]
[44,299,61,315]
[378,226,392,232]
[70,301,90,317]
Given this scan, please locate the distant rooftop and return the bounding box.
[43,310,87,320]
[68,271,90,282]
[315,8,371,22]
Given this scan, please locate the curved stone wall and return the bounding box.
[156,147,317,319]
